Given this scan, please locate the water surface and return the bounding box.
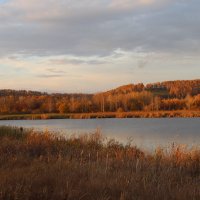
[0,118,199,150]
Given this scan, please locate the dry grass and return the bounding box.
[0,126,199,200]
[0,110,200,120]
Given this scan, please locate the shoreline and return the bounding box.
[0,110,200,120]
[0,126,199,199]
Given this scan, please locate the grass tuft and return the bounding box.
[0,126,199,200]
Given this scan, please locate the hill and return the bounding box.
[0,79,199,115]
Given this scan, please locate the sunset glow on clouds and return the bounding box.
[0,0,200,92]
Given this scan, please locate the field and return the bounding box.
[0,126,199,200]
[0,110,200,120]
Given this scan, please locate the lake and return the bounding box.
[0,118,199,150]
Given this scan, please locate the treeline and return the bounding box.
[0,79,200,114]
[0,89,47,97]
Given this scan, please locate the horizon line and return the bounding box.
[0,78,199,95]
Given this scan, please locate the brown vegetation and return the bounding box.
[0,110,200,120]
[0,79,199,115]
[0,126,199,200]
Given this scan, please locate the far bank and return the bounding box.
[0,110,200,120]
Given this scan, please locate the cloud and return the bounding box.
[1,0,199,58]
[138,60,148,69]
[36,74,65,78]
[46,68,66,74]
[0,49,200,92]
[109,0,158,9]
[49,57,108,65]
[0,0,200,92]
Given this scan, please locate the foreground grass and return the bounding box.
[0,110,200,120]
[0,126,199,200]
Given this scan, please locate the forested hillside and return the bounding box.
[0,80,199,114]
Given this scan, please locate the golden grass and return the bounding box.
[0,126,199,200]
[0,110,200,120]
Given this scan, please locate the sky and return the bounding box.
[0,0,200,93]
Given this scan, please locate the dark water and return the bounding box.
[0,118,199,150]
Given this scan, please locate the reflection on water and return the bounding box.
[0,118,199,150]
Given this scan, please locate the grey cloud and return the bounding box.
[36,67,68,78]
[36,66,84,78]
[36,74,65,78]
[46,67,66,74]
[0,0,200,57]
[49,58,108,65]
[36,73,83,79]
[86,60,107,65]
[138,60,148,69]
[36,66,67,78]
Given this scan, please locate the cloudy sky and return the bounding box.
[0,0,200,93]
